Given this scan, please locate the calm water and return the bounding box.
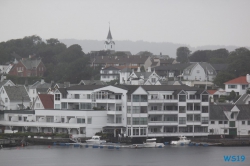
[0,145,249,166]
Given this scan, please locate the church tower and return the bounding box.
[104,25,115,51]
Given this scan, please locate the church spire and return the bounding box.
[107,24,113,40]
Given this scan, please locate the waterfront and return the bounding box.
[0,145,249,166]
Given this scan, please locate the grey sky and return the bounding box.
[1,0,250,47]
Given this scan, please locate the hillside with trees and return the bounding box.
[176,47,250,87]
[0,35,100,84]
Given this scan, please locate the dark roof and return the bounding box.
[92,55,149,65]
[153,63,192,71]
[236,105,250,120]
[78,80,107,85]
[159,59,175,64]
[67,85,107,90]
[235,94,249,104]
[38,94,54,109]
[211,64,229,71]
[4,86,30,102]
[107,27,113,40]
[102,66,120,70]
[21,59,42,69]
[209,105,233,120]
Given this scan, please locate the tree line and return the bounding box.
[0,35,100,84]
[176,47,250,87]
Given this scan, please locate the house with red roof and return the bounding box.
[33,94,54,109]
[207,89,226,102]
[224,76,250,96]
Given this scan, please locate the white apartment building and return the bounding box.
[0,85,211,138]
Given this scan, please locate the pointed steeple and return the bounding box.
[107,26,113,40]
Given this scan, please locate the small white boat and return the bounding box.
[86,136,106,144]
[170,136,191,145]
[143,138,165,148]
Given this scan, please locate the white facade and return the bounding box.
[100,67,120,82]
[183,63,216,81]
[225,83,249,96]
[1,109,107,137]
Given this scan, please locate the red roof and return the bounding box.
[224,76,248,84]
[38,94,54,109]
[207,90,217,95]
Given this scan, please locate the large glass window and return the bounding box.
[201,117,209,124]
[132,95,139,102]
[194,114,200,121]
[179,95,186,102]
[187,114,193,121]
[228,85,237,89]
[179,117,186,124]
[133,127,139,135]
[80,103,91,110]
[179,106,186,113]
[141,95,148,102]
[140,127,147,135]
[77,118,85,124]
[202,106,208,113]
[164,115,178,122]
[61,102,67,109]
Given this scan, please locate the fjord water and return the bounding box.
[0,145,249,166]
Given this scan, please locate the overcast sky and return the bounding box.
[1,0,250,47]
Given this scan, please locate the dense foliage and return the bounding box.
[0,35,100,84]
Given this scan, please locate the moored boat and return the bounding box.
[170,136,190,145]
[86,136,106,144]
[143,138,165,148]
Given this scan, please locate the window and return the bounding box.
[87,94,91,99]
[164,95,173,100]
[87,118,92,124]
[242,85,248,90]
[224,121,228,124]
[189,95,195,99]
[140,127,146,135]
[115,95,121,99]
[193,115,200,122]
[202,106,208,113]
[127,106,131,113]
[116,116,122,123]
[151,106,158,111]
[202,117,209,124]
[55,104,60,109]
[224,129,228,133]
[164,115,178,122]
[80,103,91,110]
[55,94,60,100]
[219,121,223,124]
[179,95,186,102]
[46,116,54,122]
[229,121,235,127]
[18,116,22,121]
[133,127,139,135]
[5,98,8,102]
[179,117,186,124]
[179,106,186,113]
[242,121,245,125]
[75,94,79,99]
[197,70,200,73]
[187,114,193,121]
[228,85,237,89]
[127,118,131,125]
[151,78,156,83]
[211,121,215,124]
[230,113,234,119]
[248,121,250,125]
[116,105,122,111]
[61,103,67,109]
[77,118,85,124]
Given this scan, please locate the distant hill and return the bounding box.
[60,39,247,58]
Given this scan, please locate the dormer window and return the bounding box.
[231,113,234,119]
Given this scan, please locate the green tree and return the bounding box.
[213,71,235,88]
[176,47,191,63]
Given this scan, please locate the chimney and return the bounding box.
[147,67,151,72]
[41,79,45,84]
[137,67,140,72]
